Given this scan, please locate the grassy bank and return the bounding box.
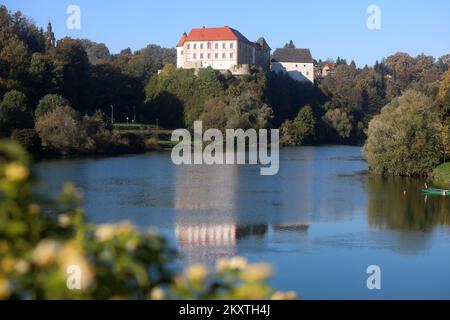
[432,163,450,186]
[113,123,176,150]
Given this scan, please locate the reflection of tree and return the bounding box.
[367,174,450,231]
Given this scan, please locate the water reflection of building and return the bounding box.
[175,224,237,247]
[175,163,239,211]
[175,164,270,263]
[173,156,323,263]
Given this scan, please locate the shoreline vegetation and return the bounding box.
[432,163,450,186]
[0,4,448,177]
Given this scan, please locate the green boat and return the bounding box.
[422,188,450,196]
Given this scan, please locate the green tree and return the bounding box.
[280,105,316,146]
[225,92,273,130]
[0,36,29,89]
[283,40,296,49]
[364,90,442,176]
[323,108,353,140]
[80,39,112,65]
[35,94,69,118]
[0,90,33,136]
[27,53,64,105]
[201,92,273,131]
[53,37,91,112]
[439,69,450,109]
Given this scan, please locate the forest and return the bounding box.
[0,5,449,172]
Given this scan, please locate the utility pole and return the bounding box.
[110,105,114,124]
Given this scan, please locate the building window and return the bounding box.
[187,44,190,49]
[200,53,203,59]
[304,64,306,67]
[193,53,196,60]
[230,43,234,49]
[207,42,211,49]
[207,53,211,59]
[200,43,203,49]
[230,53,233,59]
[306,71,309,76]
[215,43,218,49]
[215,53,218,59]
[180,50,183,55]
[295,64,298,67]
[222,43,226,49]
[222,52,226,59]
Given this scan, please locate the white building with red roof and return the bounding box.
[176,26,270,73]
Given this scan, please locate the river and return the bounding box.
[33,146,450,299]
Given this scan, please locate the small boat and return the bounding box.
[422,188,450,196]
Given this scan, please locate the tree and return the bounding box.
[0,90,33,136]
[323,108,353,139]
[200,97,229,131]
[0,36,29,88]
[80,39,112,65]
[283,40,296,49]
[53,37,91,112]
[439,69,450,109]
[35,106,93,154]
[280,105,316,146]
[364,90,442,176]
[11,128,41,152]
[27,53,64,105]
[225,92,273,130]
[201,92,273,131]
[35,94,69,118]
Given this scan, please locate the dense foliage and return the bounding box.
[364,90,443,176]
[0,4,449,174]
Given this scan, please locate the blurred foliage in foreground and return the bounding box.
[0,140,296,300]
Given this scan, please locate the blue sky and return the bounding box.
[3,0,450,66]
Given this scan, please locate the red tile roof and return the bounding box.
[177,32,187,47]
[177,26,251,47]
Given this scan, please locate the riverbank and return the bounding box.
[432,163,450,186]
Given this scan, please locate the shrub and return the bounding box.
[35,94,70,119]
[145,137,159,150]
[35,106,94,155]
[117,132,146,152]
[364,90,442,176]
[81,110,117,153]
[11,129,41,153]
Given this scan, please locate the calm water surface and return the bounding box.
[34,146,450,299]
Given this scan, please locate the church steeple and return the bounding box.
[47,19,53,33]
[45,18,56,49]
